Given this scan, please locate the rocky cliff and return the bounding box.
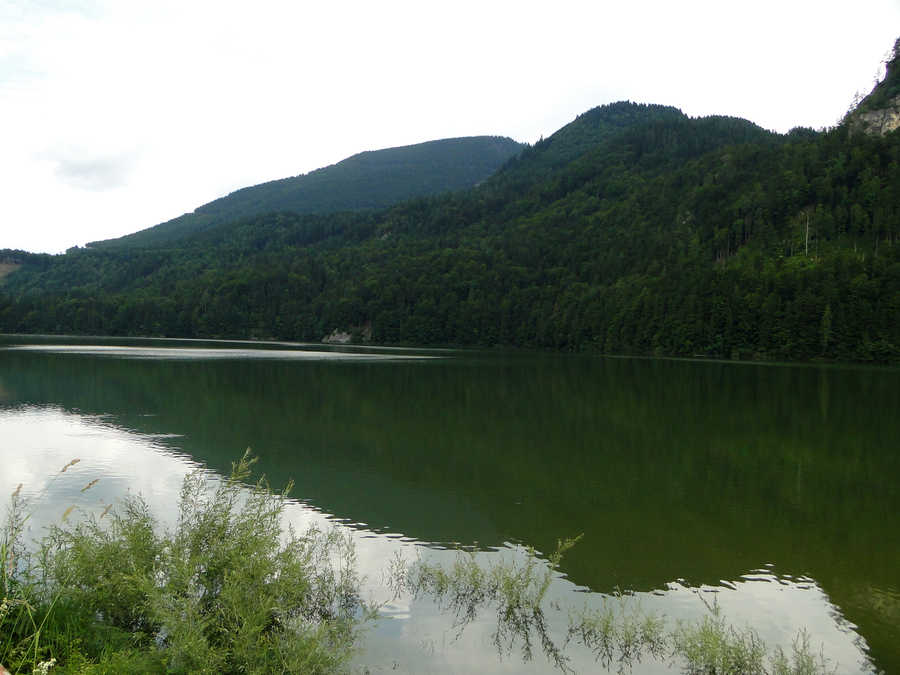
[849,37,900,136]
[850,93,900,136]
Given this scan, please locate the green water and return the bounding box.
[1,336,897,673]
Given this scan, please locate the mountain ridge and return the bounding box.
[88,135,524,250]
[2,39,899,363]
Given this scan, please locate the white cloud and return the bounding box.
[49,150,139,191]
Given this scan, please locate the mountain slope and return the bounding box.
[2,62,900,362]
[89,135,523,250]
[493,102,687,185]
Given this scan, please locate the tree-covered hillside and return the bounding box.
[89,136,523,250]
[2,93,899,361]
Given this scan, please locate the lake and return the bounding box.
[1,335,897,673]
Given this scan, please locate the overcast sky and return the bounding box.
[2,0,899,254]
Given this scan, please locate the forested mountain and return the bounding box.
[89,136,523,249]
[2,44,900,362]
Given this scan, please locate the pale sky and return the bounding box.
[2,0,899,254]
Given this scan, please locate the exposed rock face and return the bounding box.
[851,94,900,136]
[321,322,373,344]
[0,262,21,280]
[322,329,353,344]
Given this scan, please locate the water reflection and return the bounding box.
[7,344,434,361]
[0,405,198,533]
[0,406,880,673]
[0,338,897,672]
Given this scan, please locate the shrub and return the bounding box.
[2,451,372,674]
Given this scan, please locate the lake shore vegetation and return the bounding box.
[1,452,371,674]
[2,454,841,674]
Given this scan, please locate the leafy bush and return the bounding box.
[1,452,372,674]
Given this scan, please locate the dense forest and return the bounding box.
[90,135,524,250]
[2,44,899,362]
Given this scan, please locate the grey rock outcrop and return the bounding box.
[850,94,900,136]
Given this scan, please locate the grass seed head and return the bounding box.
[80,479,99,493]
[60,459,81,473]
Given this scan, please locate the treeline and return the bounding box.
[1,102,898,362]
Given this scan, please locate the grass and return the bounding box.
[3,454,846,674]
[1,451,372,674]
[391,536,583,670]
[670,596,837,675]
[394,542,843,674]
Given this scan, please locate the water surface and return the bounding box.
[1,335,896,672]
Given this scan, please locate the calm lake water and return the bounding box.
[1,335,897,673]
